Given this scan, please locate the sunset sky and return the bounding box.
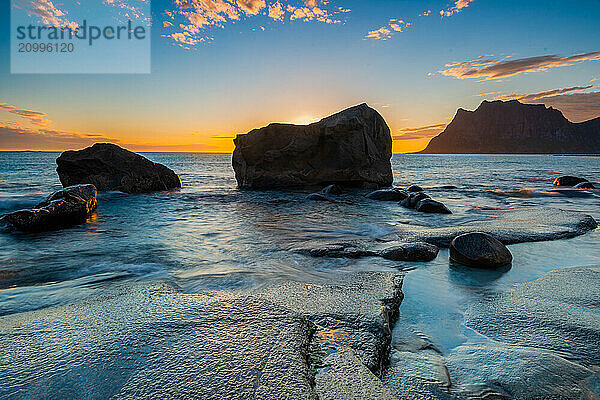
[1,0,599,153]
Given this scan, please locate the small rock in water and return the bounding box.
[416,199,452,214]
[401,192,430,208]
[407,185,424,192]
[5,184,97,232]
[450,232,512,269]
[294,243,376,258]
[380,242,439,262]
[574,181,595,189]
[553,176,588,187]
[366,188,409,201]
[322,184,343,195]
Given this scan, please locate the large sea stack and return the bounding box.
[56,143,182,193]
[420,100,600,154]
[232,103,393,189]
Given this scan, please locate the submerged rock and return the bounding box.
[5,184,97,232]
[450,232,513,268]
[574,181,595,189]
[415,199,452,214]
[401,192,430,208]
[293,242,376,258]
[307,193,338,202]
[232,103,393,189]
[367,188,409,201]
[380,242,439,262]
[56,143,182,193]
[407,185,424,193]
[553,175,589,187]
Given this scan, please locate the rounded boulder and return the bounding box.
[450,232,513,269]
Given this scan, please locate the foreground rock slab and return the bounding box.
[57,143,182,193]
[0,272,404,400]
[454,265,600,399]
[450,232,512,268]
[4,184,97,232]
[383,209,598,247]
[232,104,393,189]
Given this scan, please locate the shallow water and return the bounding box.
[1,153,599,398]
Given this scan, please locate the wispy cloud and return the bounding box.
[393,123,447,141]
[438,51,600,80]
[164,0,350,48]
[440,0,475,17]
[13,0,79,29]
[103,0,150,23]
[0,121,119,150]
[0,103,52,126]
[0,121,224,152]
[365,0,475,42]
[491,85,595,102]
[364,19,411,40]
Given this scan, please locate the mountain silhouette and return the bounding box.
[420,100,600,154]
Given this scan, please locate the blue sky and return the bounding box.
[1,0,599,152]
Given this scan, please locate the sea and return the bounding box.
[1,152,599,398]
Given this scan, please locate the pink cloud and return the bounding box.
[440,0,475,17]
[164,0,349,47]
[439,51,600,80]
[365,19,411,40]
[0,103,52,126]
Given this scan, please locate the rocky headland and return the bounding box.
[420,100,600,154]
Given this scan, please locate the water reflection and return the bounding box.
[448,262,512,287]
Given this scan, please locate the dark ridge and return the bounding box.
[420,100,600,154]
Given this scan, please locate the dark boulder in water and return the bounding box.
[380,242,439,262]
[553,176,589,187]
[366,188,409,201]
[415,199,452,214]
[5,184,97,232]
[232,104,393,189]
[450,232,512,268]
[574,181,595,189]
[407,185,423,192]
[56,143,182,193]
